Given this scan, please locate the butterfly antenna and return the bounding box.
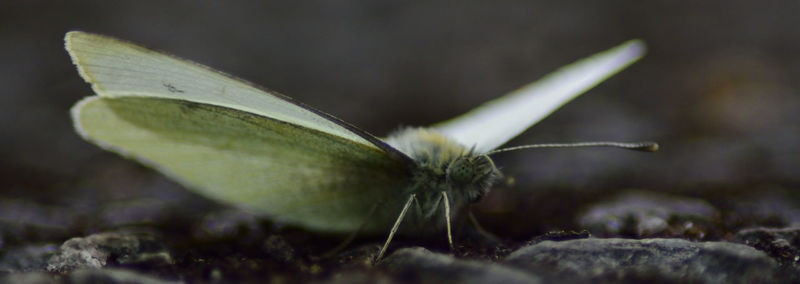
[486,141,659,155]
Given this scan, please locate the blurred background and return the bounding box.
[1,1,798,242]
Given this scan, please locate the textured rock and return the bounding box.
[46,230,171,273]
[506,238,778,283]
[735,226,800,268]
[578,191,717,238]
[381,247,541,284]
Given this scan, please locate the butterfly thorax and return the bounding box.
[386,128,501,222]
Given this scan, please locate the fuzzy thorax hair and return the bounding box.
[386,128,501,219]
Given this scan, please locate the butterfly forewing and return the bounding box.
[433,40,646,153]
[73,96,410,233]
[65,31,388,153]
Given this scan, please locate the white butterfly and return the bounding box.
[66,31,652,262]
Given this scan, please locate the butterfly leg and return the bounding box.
[440,191,455,250]
[374,193,417,264]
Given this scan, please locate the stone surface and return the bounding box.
[506,238,779,283]
[578,191,717,239]
[46,230,171,273]
[735,226,800,268]
[381,247,541,284]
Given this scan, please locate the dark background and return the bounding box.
[1,1,798,238]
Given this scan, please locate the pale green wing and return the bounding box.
[65,31,411,164]
[73,96,410,233]
[433,40,646,153]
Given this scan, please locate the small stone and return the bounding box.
[735,226,800,268]
[46,230,171,273]
[578,191,716,238]
[506,238,779,283]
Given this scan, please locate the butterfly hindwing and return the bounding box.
[73,96,410,233]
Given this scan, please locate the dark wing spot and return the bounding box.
[163,82,185,93]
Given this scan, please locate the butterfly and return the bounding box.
[66,31,654,262]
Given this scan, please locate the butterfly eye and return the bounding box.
[447,157,475,186]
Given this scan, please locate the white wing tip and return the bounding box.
[617,39,647,62]
[64,31,88,79]
[65,31,111,96]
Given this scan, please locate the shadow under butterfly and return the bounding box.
[65,31,657,263]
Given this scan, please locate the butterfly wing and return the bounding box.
[65,31,412,165]
[66,31,419,233]
[433,40,646,153]
[73,96,410,233]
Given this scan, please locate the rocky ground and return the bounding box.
[1,185,798,283]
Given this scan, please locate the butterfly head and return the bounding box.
[446,154,500,203]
